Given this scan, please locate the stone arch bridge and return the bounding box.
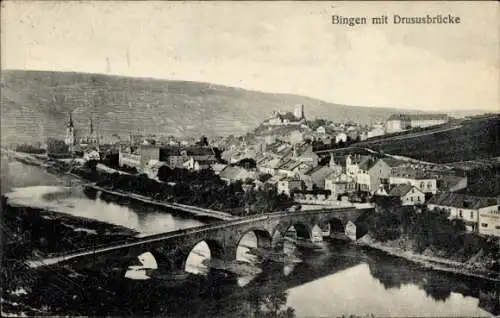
[28,207,369,272]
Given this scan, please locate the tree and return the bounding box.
[46,138,68,154]
[236,158,257,169]
[258,173,273,183]
[157,165,173,182]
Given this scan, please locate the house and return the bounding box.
[344,154,375,192]
[144,160,169,179]
[388,184,425,206]
[256,156,281,175]
[219,165,257,184]
[276,159,312,177]
[316,126,326,134]
[288,142,319,167]
[427,192,500,235]
[335,132,348,144]
[277,176,304,196]
[325,173,356,200]
[478,203,500,237]
[83,149,100,162]
[301,165,336,190]
[347,130,359,141]
[183,157,212,171]
[367,158,408,194]
[119,150,141,168]
[389,168,437,194]
[159,146,217,169]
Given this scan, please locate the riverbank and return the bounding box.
[356,234,500,282]
[86,184,238,221]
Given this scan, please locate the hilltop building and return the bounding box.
[262,104,307,126]
[386,113,448,134]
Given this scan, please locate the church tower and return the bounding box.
[88,116,100,150]
[294,104,305,120]
[64,113,75,152]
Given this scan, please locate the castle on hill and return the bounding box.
[262,104,307,126]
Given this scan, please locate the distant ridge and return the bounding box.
[0,70,485,144]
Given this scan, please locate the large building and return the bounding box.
[262,104,307,126]
[386,113,449,134]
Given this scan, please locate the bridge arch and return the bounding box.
[272,221,313,247]
[182,238,225,273]
[237,228,273,249]
[235,228,273,261]
[328,218,345,233]
[288,222,312,239]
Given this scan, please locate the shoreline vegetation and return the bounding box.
[359,197,500,282]
[356,236,500,283]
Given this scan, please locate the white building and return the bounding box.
[390,168,437,194]
[427,192,500,235]
[375,184,425,206]
[386,113,449,134]
[183,157,211,171]
[316,126,326,134]
[83,149,100,161]
[335,132,348,144]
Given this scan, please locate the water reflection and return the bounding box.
[6,185,205,236]
[13,237,498,317]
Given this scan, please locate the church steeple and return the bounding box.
[65,112,75,152]
[67,113,74,128]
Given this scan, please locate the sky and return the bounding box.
[2,1,499,112]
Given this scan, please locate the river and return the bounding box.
[1,152,498,317]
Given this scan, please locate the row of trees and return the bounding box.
[15,144,45,154]
[95,168,294,216]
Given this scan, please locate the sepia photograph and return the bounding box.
[1,1,499,317]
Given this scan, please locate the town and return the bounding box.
[7,104,500,238]
[2,2,499,316]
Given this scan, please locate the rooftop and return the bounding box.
[388,184,420,197]
[391,168,434,180]
[428,192,499,210]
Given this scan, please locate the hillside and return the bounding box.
[357,116,500,163]
[2,70,422,144]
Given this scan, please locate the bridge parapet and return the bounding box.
[28,207,372,271]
